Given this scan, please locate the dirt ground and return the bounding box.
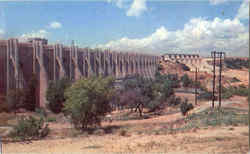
[2,95,249,154]
[3,126,248,154]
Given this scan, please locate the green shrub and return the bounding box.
[46,78,72,114]
[168,96,182,106]
[146,99,162,112]
[47,117,57,122]
[181,74,192,87]
[35,108,47,118]
[180,100,194,116]
[231,77,241,83]
[9,116,50,141]
[63,77,114,130]
[155,73,180,88]
[221,91,233,99]
[234,85,248,96]
[221,85,248,99]
[162,80,175,98]
[197,91,214,100]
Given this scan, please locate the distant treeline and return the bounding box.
[224,58,248,69]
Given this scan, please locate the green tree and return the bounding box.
[162,79,175,98]
[63,77,114,130]
[46,78,72,113]
[181,74,192,87]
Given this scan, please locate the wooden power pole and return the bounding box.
[212,51,216,108]
[211,51,225,109]
[195,67,198,105]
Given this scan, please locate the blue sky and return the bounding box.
[0,0,248,56]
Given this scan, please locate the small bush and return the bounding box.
[181,74,192,87]
[155,73,180,88]
[146,100,162,112]
[221,91,233,99]
[180,100,194,116]
[168,96,182,106]
[231,77,241,83]
[9,116,50,141]
[120,129,127,136]
[35,108,47,118]
[234,85,248,96]
[197,91,214,100]
[47,117,57,122]
[162,80,175,98]
[221,85,248,99]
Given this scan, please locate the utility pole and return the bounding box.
[195,67,198,105]
[212,51,216,108]
[211,51,225,109]
[218,52,223,108]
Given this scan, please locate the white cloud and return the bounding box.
[209,0,229,5]
[107,0,148,17]
[19,29,49,41]
[0,29,5,39]
[107,0,124,8]
[235,0,249,20]
[0,29,4,36]
[98,17,249,56]
[126,0,147,17]
[48,21,62,29]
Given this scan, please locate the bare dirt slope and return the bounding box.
[160,59,248,89]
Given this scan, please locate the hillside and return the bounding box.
[159,58,248,91]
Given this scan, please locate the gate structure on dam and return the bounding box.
[162,53,201,64]
[0,38,160,107]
